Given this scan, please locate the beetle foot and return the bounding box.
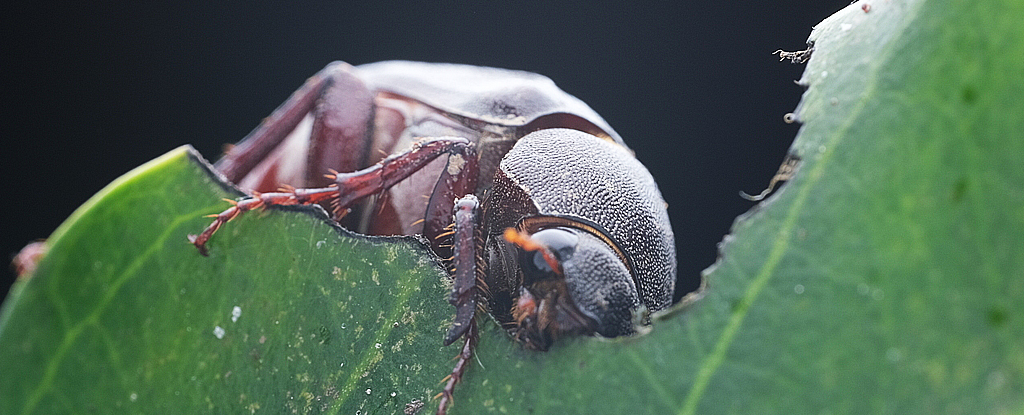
[188,187,344,255]
[435,318,477,415]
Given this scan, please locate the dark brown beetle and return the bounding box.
[188,61,676,414]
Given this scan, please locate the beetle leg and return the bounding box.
[189,137,474,255]
[216,61,373,190]
[434,194,483,415]
[422,144,479,254]
[326,137,474,217]
[436,317,477,415]
[445,195,481,345]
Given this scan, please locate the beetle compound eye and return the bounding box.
[505,227,580,283]
[530,228,578,262]
[523,249,555,277]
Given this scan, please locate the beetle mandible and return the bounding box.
[188,61,676,414]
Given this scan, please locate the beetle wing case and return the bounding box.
[496,128,677,319]
[356,61,625,145]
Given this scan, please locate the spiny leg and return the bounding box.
[436,195,484,415]
[444,195,481,345]
[189,136,474,255]
[422,143,479,254]
[186,189,327,255]
[436,318,477,415]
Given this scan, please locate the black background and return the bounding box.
[2,2,850,301]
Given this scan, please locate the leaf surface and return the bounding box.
[457,1,1024,413]
[2,0,1023,413]
[0,148,455,414]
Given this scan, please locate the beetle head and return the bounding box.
[505,223,639,350]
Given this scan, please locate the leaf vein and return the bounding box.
[21,208,212,414]
[626,349,675,411]
[676,2,925,413]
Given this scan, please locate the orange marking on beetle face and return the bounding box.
[513,289,538,325]
[502,228,561,274]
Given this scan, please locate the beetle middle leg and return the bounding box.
[192,135,486,414]
[189,136,475,255]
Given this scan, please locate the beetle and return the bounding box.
[188,61,676,414]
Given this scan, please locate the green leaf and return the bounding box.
[2,0,1023,414]
[455,0,1024,412]
[0,147,456,414]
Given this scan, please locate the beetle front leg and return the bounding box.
[444,195,482,344]
[422,145,479,253]
[437,317,477,415]
[189,136,474,255]
[436,195,483,415]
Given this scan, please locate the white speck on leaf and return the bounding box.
[365,388,372,395]
[231,306,242,323]
[886,347,902,362]
[794,284,805,294]
[872,288,885,301]
[214,326,225,339]
[857,283,870,295]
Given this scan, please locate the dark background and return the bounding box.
[2,2,849,301]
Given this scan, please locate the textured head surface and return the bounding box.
[499,128,676,312]
[561,231,641,336]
